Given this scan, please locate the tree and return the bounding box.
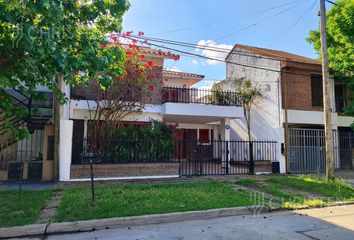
[235,79,262,142]
[307,0,354,113]
[0,0,131,179]
[235,79,261,174]
[0,0,130,136]
[86,41,163,156]
[307,0,354,77]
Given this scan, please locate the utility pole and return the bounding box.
[319,0,334,180]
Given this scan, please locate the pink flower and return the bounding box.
[148,84,154,92]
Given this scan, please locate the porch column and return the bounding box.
[83,119,88,140]
[59,119,73,181]
[220,118,231,170]
[220,118,231,140]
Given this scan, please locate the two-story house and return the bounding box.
[57,46,248,181]
[0,45,281,182]
[224,44,354,173]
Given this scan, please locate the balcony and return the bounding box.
[161,87,243,124]
[70,86,244,123]
[161,87,241,106]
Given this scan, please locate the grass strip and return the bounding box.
[0,189,52,227]
[55,180,253,222]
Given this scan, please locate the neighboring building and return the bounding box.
[0,87,54,181]
[224,44,354,173]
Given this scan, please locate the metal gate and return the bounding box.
[1,127,44,180]
[288,128,353,173]
[180,140,277,176]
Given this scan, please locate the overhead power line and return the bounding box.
[268,0,318,46]
[325,0,343,7]
[127,34,319,65]
[147,0,307,36]
[119,35,319,78]
[214,0,309,41]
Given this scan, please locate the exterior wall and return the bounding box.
[177,123,214,130]
[161,103,243,120]
[59,120,73,181]
[287,109,339,127]
[164,78,199,88]
[70,163,180,179]
[338,116,354,127]
[281,66,335,111]
[225,49,285,172]
[0,170,7,181]
[42,124,55,181]
[70,100,163,123]
[255,162,272,173]
[71,66,163,105]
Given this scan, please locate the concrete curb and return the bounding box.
[0,206,261,239]
[2,202,353,239]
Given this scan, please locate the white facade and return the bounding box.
[225,46,354,173]
[59,71,244,180]
[224,48,286,172]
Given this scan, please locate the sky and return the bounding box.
[122,0,330,88]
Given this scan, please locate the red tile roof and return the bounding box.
[163,70,205,79]
[226,44,320,65]
[104,42,180,60]
[138,47,180,60]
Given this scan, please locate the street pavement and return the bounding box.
[13,204,354,240]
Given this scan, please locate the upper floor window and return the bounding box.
[311,74,323,107]
[335,84,346,113]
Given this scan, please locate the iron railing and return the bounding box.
[161,87,241,106]
[72,85,241,106]
[288,128,354,173]
[71,138,277,175]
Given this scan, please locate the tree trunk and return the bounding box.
[53,74,66,181]
[246,108,254,174]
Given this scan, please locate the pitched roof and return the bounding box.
[102,42,180,60]
[137,46,180,60]
[226,44,320,65]
[163,70,205,79]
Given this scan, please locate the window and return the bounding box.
[335,84,346,113]
[199,129,210,143]
[311,75,323,107]
[47,136,54,161]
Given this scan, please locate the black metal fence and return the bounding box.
[72,137,176,165]
[161,87,241,106]
[0,126,44,179]
[72,138,277,176]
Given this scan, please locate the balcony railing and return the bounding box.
[71,85,241,106]
[161,87,241,106]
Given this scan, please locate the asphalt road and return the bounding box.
[16,205,354,240]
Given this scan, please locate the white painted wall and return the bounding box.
[161,102,243,119]
[225,48,285,172]
[164,78,198,88]
[59,119,73,181]
[58,81,71,121]
[337,116,354,127]
[287,109,338,128]
[69,100,163,122]
[177,123,215,130]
